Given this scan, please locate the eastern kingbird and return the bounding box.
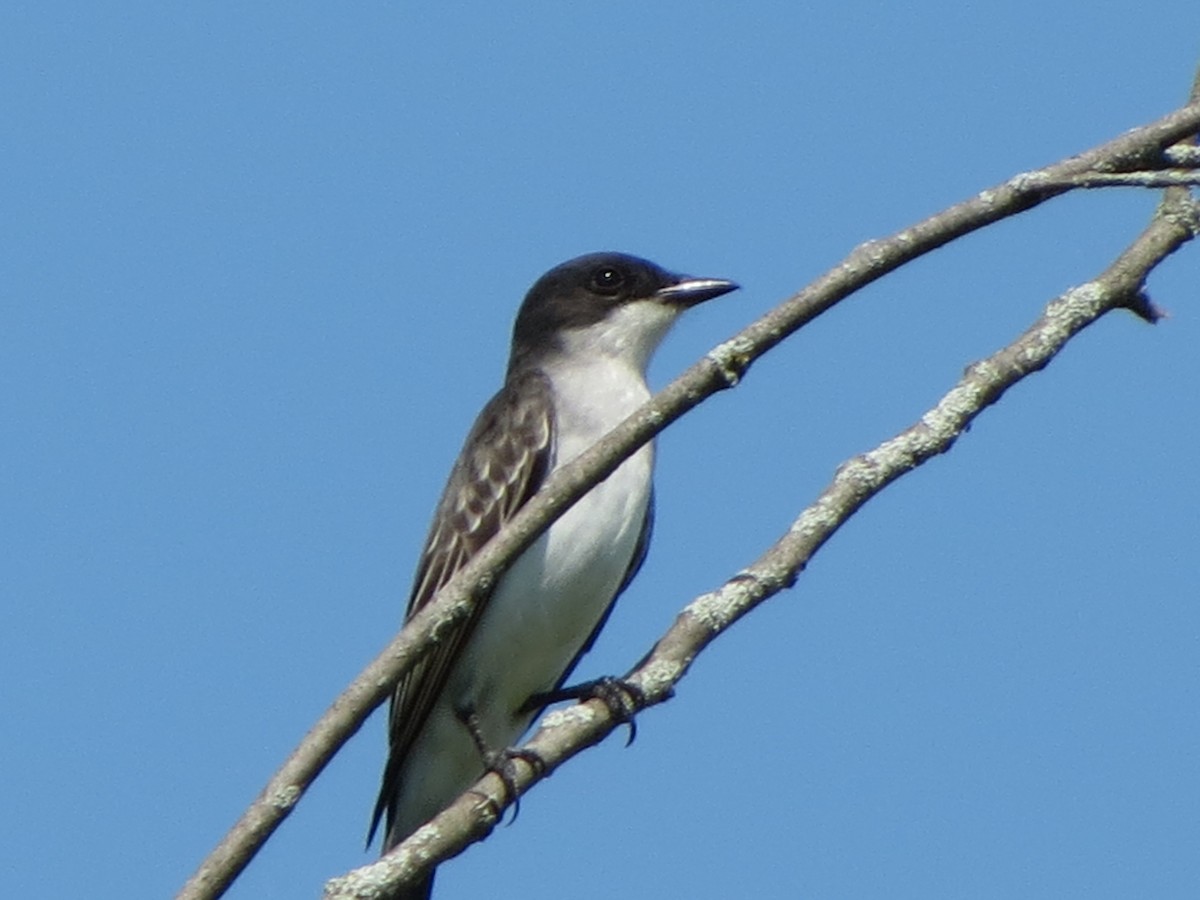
[371,252,738,898]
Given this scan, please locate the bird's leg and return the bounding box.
[522,676,647,746]
[453,704,546,825]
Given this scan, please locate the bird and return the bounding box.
[370,252,738,899]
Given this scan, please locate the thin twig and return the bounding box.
[1165,144,1200,166]
[1039,170,1200,188]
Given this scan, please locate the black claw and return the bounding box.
[526,676,645,745]
[486,747,546,825]
[455,704,546,825]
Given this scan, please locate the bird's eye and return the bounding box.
[589,266,626,295]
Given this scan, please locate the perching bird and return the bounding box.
[371,252,738,898]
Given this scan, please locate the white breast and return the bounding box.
[453,350,655,739]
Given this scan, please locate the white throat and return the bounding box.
[554,299,678,374]
[540,299,678,466]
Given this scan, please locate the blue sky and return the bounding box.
[3,4,1198,899]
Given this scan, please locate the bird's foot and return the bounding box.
[454,705,546,825]
[525,676,646,746]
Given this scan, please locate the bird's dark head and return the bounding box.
[511,252,738,372]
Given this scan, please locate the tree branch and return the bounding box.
[1165,143,1200,166]
[176,98,1200,900]
[1037,169,1200,188]
[325,185,1200,900]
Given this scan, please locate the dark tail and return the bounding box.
[395,870,435,900]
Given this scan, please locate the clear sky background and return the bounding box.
[4,4,1198,899]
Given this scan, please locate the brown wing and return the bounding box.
[369,368,554,845]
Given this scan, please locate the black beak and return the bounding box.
[655,276,740,308]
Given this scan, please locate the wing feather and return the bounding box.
[369,369,554,845]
